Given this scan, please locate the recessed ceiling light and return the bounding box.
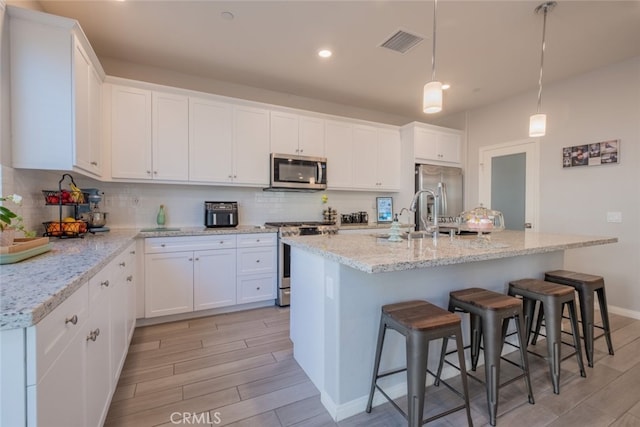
[442,83,451,90]
[221,11,234,20]
[318,49,332,58]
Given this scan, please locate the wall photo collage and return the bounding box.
[563,139,620,168]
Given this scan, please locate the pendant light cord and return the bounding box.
[431,0,438,81]
[535,2,555,113]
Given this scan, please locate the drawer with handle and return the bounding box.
[145,235,237,253]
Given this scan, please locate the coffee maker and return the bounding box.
[79,188,109,232]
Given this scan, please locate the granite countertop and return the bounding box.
[282,230,617,274]
[0,225,278,331]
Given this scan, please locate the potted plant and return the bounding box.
[0,194,35,246]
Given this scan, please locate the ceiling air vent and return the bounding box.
[379,29,424,54]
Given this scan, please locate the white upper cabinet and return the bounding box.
[233,105,270,186]
[327,120,401,191]
[325,120,354,189]
[403,122,462,165]
[9,7,105,178]
[110,85,153,180]
[152,92,189,181]
[270,111,325,157]
[110,87,189,181]
[189,97,234,183]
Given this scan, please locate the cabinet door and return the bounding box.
[436,132,461,163]
[109,279,128,385]
[189,98,233,182]
[233,106,270,186]
[152,92,189,181]
[34,328,86,427]
[270,111,299,155]
[352,125,378,189]
[144,252,194,317]
[85,292,111,427]
[193,249,237,310]
[299,116,325,156]
[74,40,102,177]
[414,128,439,161]
[377,128,401,190]
[73,40,91,174]
[237,274,276,304]
[111,85,152,179]
[325,120,353,189]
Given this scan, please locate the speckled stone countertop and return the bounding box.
[282,230,617,274]
[0,225,277,330]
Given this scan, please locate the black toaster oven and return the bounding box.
[204,201,238,228]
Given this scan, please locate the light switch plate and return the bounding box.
[606,212,622,223]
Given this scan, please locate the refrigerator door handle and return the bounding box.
[439,182,447,216]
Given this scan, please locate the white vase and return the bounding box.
[0,228,16,246]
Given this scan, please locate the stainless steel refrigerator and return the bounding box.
[414,164,463,231]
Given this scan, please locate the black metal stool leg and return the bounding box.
[515,313,535,404]
[366,317,387,412]
[406,331,429,427]
[566,300,586,377]
[482,312,502,426]
[596,287,615,356]
[470,314,482,371]
[434,336,448,387]
[578,287,596,367]
[543,298,563,394]
[455,328,473,427]
[531,303,544,345]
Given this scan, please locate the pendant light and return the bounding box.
[529,1,556,137]
[423,0,442,114]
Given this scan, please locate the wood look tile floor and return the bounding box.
[105,306,640,427]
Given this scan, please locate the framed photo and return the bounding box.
[376,197,394,223]
[563,139,619,168]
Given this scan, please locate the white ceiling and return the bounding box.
[24,0,640,122]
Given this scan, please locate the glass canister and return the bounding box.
[458,204,505,233]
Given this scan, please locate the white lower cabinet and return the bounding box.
[2,243,137,427]
[144,233,277,319]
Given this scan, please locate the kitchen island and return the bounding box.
[282,230,616,421]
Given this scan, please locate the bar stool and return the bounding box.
[436,288,534,426]
[366,300,473,427]
[508,279,586,394]
[542,270,614,367]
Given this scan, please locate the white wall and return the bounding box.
[464,56,640,316]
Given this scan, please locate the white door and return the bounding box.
[479,139,539,231]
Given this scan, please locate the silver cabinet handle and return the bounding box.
[256,259,260,263]
[119,262,126,267]
[90,161,98,166]
[256,286,261,290]
[153,171,158,175]
[126,275,133,282]
[130,250,136,254]
[188,258,193,261]
[195,258,199,261]
[86,328,100,342]
[101,280,110,287]
[146,170,151,175]
[65,315,78,325]
[161,244,166,247]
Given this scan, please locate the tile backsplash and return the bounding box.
[2,167,396,234]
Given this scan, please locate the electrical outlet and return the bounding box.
[606,212,622,223]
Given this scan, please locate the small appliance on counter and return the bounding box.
[79,188,109,232]
[205,201,238,228]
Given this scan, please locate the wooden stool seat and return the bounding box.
[367,300,472,427]
[439,288,534,426]
[508,278,586,394]
[544,270,614,367]
[382,300,461,331]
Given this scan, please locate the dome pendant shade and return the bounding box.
[423,81,443,114]
[529,113,546,137]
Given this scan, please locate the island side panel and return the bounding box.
[330,251,564,421]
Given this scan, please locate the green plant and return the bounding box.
[0,194,36,237]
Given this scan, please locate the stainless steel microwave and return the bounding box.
[269,153,327,191]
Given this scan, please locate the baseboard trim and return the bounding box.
[607,304,640,320]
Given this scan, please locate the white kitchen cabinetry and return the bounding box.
[189,98,233,182]
[188,101,269,186]
[233,106,271,186]
[271,111,325,157]
[143,233,277,318]
[144,235,238,318]
[402,122,462,165]
[9,7,105,178]
[328,121,401,191]
[236,234,277,304]
[111,86,189,181]
[1,243,137,426]
[325,120,354,189]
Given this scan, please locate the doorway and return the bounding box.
[479,139,540,231]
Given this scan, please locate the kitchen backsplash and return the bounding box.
[2,167,394,233]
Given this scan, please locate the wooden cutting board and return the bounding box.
[0,237,50,254]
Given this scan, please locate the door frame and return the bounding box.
[479,139,540,232]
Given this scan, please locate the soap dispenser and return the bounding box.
[388,214,403,242]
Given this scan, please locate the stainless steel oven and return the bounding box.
[265,222,338,306]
